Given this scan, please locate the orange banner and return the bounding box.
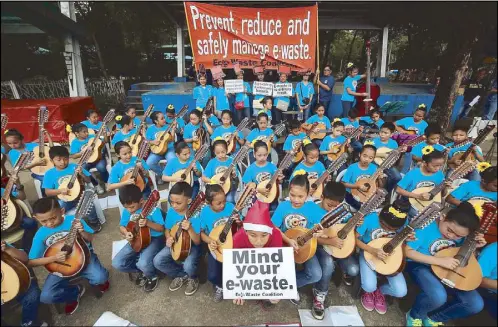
[184,2,318,72]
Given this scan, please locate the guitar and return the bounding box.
[44,190,95,278]
[250,124,286,151]
[1,250,31,304]
[323,188,388,258]
[409,161,476,213]
[120,140,151,191]
[126,190,161,252]
[1,114,7,131]
[210,144,251,194]
[30,106,54,175]
[306,122,328,140]
[448,125,494,170]
[129,104,154,157]
[82,109,116,164]
[395,126,418,136]
[432,202,496,291]
[1,152,33,232]
[57,147,93,202]
[256,141,302,203]
[193,125,209,151]
[225,117,252,154]
[309,153,348,199]
[170,192,206,261]
[150,105,188,155]
[374,135,426,166]
[209,183,257,262]
[170,144,209,187]
[327,127,363,162]
[285,204,350,264]
[364,202,442,276]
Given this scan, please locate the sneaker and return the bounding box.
[342,273,354,286]
[87,220,102,233]
[423,317,444,326]
[405,310,423,327]
[213,286,223,303]
[135,272,146,287]
[169,275,188,291]
[289,292,301,306]
[373,288,387,314]
[184,278,199,296]
[95,184,105,195]
[65,285,86,315]
[361,291,375,312]
[98,280,110,294]
[143,276,159,292]
[311,289,326,320]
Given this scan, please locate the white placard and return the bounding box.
[225,79,245,94]
[273,83,293,97]
[253,81,274,96]
[223,247,297,300]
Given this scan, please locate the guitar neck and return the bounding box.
[63,215,81,248]
[268,153,292,187]
[297,224,322,247]
[371,150,400,181]
[2,171,18,201]
[383,225,413,254]
[459,145,475,162]
[339,212,365,237]
[38,124,45,151]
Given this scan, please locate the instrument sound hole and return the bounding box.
[382,244,393,254]
[220,176,226,183]
[67,183,74,190]
[181,174,186,180]
[364,183,371,190]
[265,184,272,190]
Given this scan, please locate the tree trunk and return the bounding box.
[321,31,336,68]
[346,31,359,64]
[92,33,108,79]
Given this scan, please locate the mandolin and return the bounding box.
[365,202,442,276]
[409,161,476,213]
[44,190,95,278]
[327,126,363,162]
[120,140,151,191]
[250,123,286,151]
[193,125,208,151]
[395,126,418,136]
[309,153,348,199]
[448,125,494,170]
[323,188,388,258]
[1,250,31,304]
[210,144,251,194]
[150,105,188,155]
[374,135,425,166]
[432,202,496,291]
[305,122,329,140]
[1,152,33,232]
[256,141,302,203]
[466,199,497,244]
[225,117,252,154]
[171,144,209,188]
[126,190,160,252]
[129,104,154,157]
[285,204,349,264]
[209,183,257,263]
[31,106,54,175]
[170,192,206,262]
[57,147,93,202]
[82,109,116,164]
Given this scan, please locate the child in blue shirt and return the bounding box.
[477,242,497,320]
[69,123,108,193]
[284,119,308,152]
[246,112,274,163]
[210,110,245,153]
[273,73,294,125]
[233,71,252,124]
[302,103,332,149]
[447,165,497,207]
[162,142,202,199]
[107,141,151,198]
[193,74,214,110]
[360,109,384,130]
[341,63,367,118]
[81,109,107,133]
[257,96,273,122]
[184,108,214,151]
[111,185,164,293]
[356,200,410,315]
[146,111,171,182]
[112,115,137,147]
[320,120,348,170]
[296,72,315,121]
[405,202,485,326]
[28,197,109,314]
[214,78,231,116]
[291,141,326,184]
[251,69,267,116]
[394,104,428,136]
[153,182,202,296]
[115,106,141,130]
[42,146,102,232]
[406,123,446,173]
[199,184,241,302]
[447,124,484,182]
[341,108,363,154]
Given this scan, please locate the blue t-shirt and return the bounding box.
[271,200,326,232]
[8,143,37,166]
[360,116,384,129]
[116,117,141,130]
[211,125,243,151]
[450,180,497,203]
[320,135,347,158]
[283,132,308,151]
[109,157,150,184]
[165,116,186,130]
[446,142,483,159]
[164,207,202,234]
[111,128,137,147]
[341,75,362,102]
[306,115,332,129]
[162,156,202,181]
[291,161,326,180]
[81,120,105,132]
[119,207,164,238]
[340,118,360,130]
[395,117,428,136]
[295,81,315,106]
[200,202,235,235]
[357,212,405,244]
[411,142,446,158]
[246,128,273,145]
[407,219,463,261]
[183,123,201,148]
[42,163,91,191]
[214,87,230,111]
[242,161,277,184]
[146,124,174,151]
[397,167,445,193]
[273,82,295,108]
[193,85,214,109]
[1,187,19,198]
[70,135,96,155]
[368,137,398,151]
[235,81,251,108]
[206,115,221,129]
[478,242,497,292]
[204,157,234,179]
[29,215,94,260]
[342,163,378,192]
[319,76,335,102]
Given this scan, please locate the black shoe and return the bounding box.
[342,273,354,286]
[135,272,146,287]
[143,276,159,292]
[87,220,102,233]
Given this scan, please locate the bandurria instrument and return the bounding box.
[126,190,160,252]
[57,147,93,202]
[82,109,116,164]
[432,202,496,291]
[129,104,154,157]
[150,105,188,155]
[327,126,362,162]
[364,202,442,276]
[1,250,31,304]
[120,140,151,191]
[448,124,494,170]
[210,144,250,194]
[44,190,96,278]
[225,117,252,154]
[171,144,209,188]
[31,106,54,175]
[309,153,348,199]
[374,135,425,166]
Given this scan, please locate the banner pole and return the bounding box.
[316,2,320,96]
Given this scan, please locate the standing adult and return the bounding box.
[314,65,335,119]
[458,68,488,119]
[482,78,497,121]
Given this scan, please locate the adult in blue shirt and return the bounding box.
[314,65,335,119]
[341,63,367,118]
